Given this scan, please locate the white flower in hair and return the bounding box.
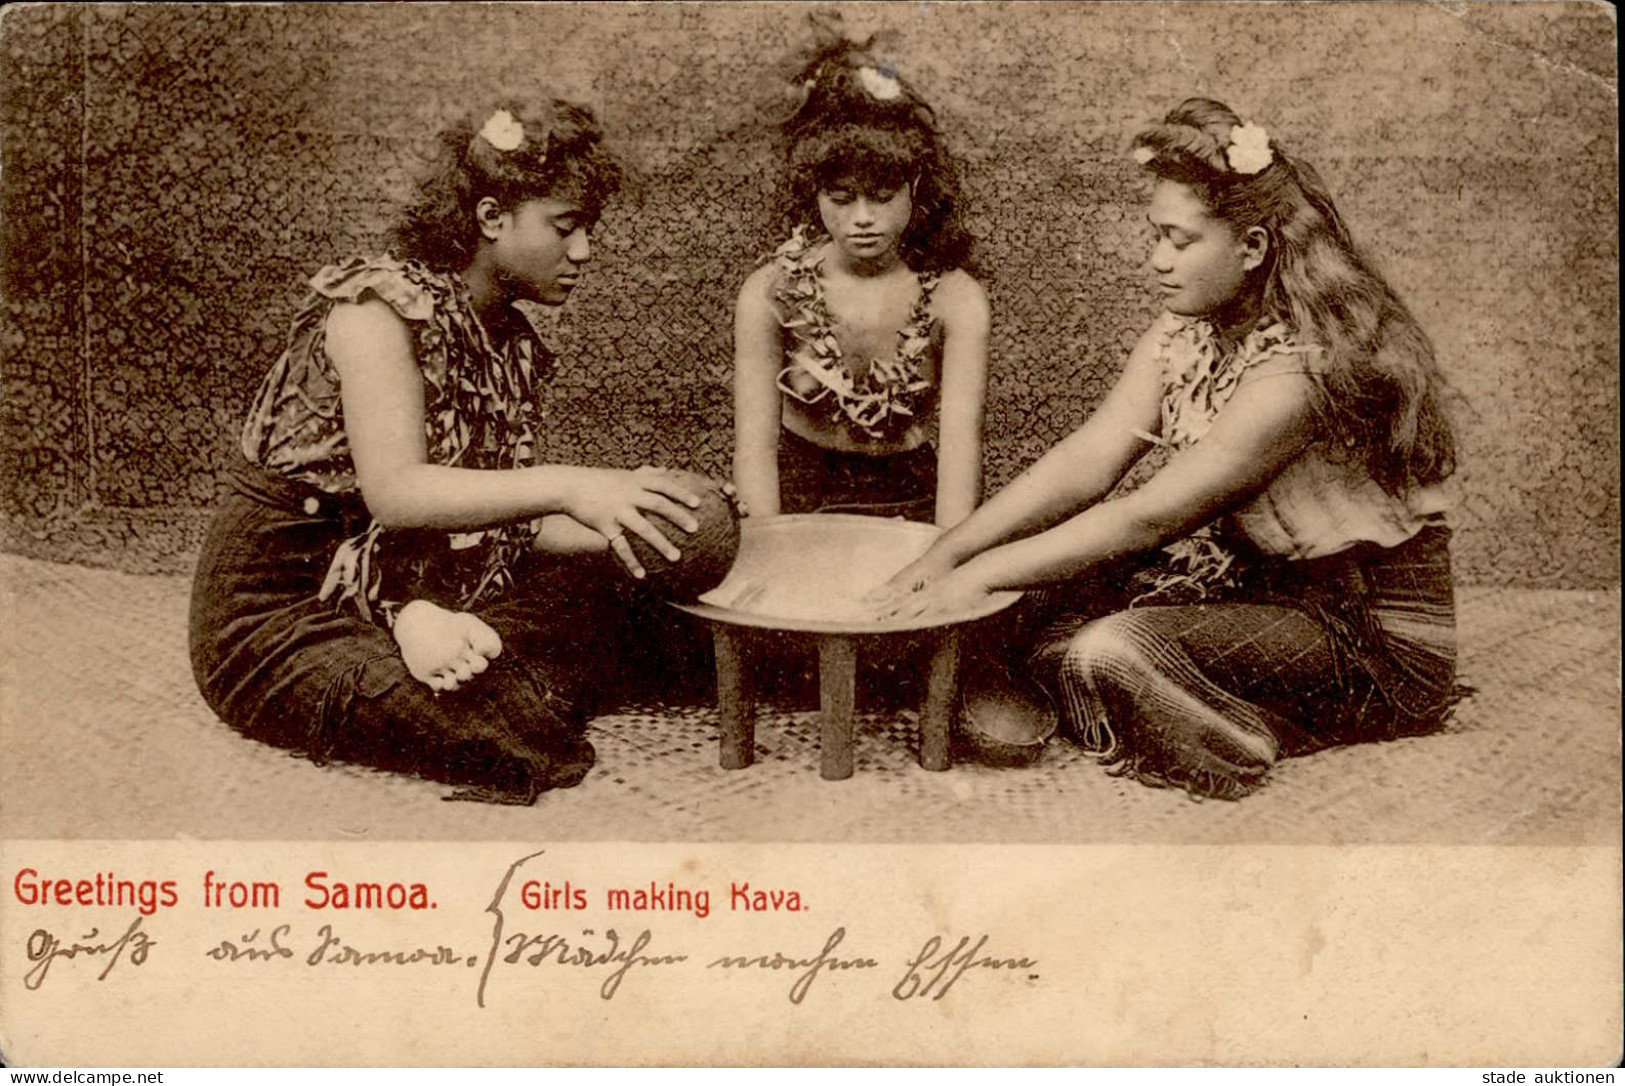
[1226,122,1273,175]
[1131,144,1156,165]
[479,109,526,152]
[858,65,902,101]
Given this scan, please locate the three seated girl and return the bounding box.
[192,42,1461,803]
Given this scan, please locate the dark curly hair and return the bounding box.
[1132,97,1457,495]
[777,33,973,275]
[389,99,623,272]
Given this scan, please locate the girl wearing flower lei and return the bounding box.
[190,100,735,804]
[733,19,989,527]
[878,98,1465,799]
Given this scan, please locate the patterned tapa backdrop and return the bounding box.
[1,3,1617,584]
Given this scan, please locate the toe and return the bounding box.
[466,619,503,660]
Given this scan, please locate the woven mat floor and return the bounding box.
[1,553,1618,844]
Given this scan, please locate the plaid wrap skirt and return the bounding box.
[1020,524,1461,800]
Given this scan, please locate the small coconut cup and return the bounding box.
[955,668,1058,767]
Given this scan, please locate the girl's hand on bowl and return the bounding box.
[882,566,995,623]
[865,550,955,608]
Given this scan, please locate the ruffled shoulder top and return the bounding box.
[239,255,556,620]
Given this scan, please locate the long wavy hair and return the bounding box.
[776,27,973,275]
[1132,98,1457,495]
[390,99,623,273]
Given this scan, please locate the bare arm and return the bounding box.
[961,359,1318,592]
[911,319,1168,579]
[531,513,612,554]
[931,271,989,528]
[327,298,700,572]
[731,265,785,518]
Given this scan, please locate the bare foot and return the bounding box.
[393,600,502,693]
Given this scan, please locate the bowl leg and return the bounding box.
[920,629,960,771]
[712,626,755,770]
[817,635,857,780]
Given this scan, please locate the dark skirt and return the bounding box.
[189,457,634,804]
[1017,524,1462,799]
[777,429,937,522]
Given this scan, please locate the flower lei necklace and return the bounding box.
[771,225,940,437]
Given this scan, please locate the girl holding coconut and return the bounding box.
[189,99,736,804]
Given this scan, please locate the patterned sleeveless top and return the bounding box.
[1142,312,1447,596]
[240,255,555,622]
[768,226,942,439]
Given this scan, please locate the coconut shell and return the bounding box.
[955,663,1058,767]
[615,472,742,600]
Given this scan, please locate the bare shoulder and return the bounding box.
[1227,339,1321,423]
[1123,310,1179,373]
[930,269,990,328]
[325,296,412,345]
[737,262,781,310]
[323,297,415,371]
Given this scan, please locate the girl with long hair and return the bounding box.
[878,98,1463,798]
